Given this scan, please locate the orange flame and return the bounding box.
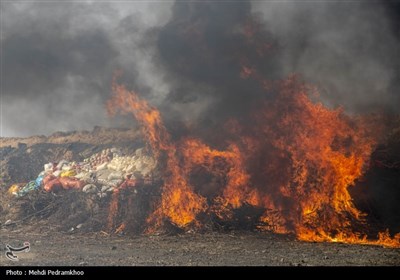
[107,74,399,247]
[180,138,256,208]
[235,75,399,247]
[107,79,207,230]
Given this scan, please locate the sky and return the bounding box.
[1,0,399,137]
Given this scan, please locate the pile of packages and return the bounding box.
[8,148,157,198]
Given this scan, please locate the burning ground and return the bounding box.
[1,1,400,266]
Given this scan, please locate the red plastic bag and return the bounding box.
[59,177,85,190]
[44,178,62,192]
[43,174,56,185]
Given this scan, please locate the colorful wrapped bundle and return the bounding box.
[17,180,41,197]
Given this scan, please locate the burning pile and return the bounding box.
[106,74,400,247]
[6,145,160,233]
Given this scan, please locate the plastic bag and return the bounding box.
[59,177,85,190]
[101,185,114,192]
[44,163,53,172]
[82,184,98,193]
[17,181,40,197]
[96,169,112,181]
[43,174,56,185]
[107,172,123,181]
[60,170,76,178]
[44,178,62,192]
[35,174,45,187]
[8,184,20,196]
[56,160,69,170]
[96,162,108,171]
[53,170,62,177]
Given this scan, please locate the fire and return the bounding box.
[107,78,207,230]
[239,75,395,246]
[106,73,399,247]
[180,138,255,209]
[297,228,400,248]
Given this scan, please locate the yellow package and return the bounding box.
[60,170,76,177]
[8,184,20,196]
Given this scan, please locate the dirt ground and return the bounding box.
[1,225,399,266]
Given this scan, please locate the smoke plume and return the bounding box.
[1,0,399,136]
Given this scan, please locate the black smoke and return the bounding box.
[156,0,400,123]
[254,1,400,114]
[1,0,400,136]
[156,1,280,129]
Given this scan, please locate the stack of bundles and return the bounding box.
[10,147,157,198]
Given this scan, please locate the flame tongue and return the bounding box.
[158,148,207,228]
[239,76,381,243]
[270,77,372,235]
[107,80,206,229]
[180,138,256,209]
